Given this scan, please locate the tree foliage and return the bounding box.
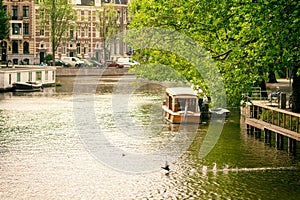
[39,0,75,65]
[0,0,9,40]
[128,0,300,110]
[97,3,119,61]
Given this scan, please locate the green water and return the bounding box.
[0,76,299,199]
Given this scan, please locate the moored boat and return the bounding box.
[12,81,43,92]
[162,87,201,124]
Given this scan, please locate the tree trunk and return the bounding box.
[268,70,277,83]
[292,65,300,113]
[259,79,268,98]
[51,0,56,66]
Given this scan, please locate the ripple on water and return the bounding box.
[0,85,300,199]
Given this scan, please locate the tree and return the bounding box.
[97,3,119,62]
[128,0,300,111]
[39,0,75,66]
[0,0,9,40]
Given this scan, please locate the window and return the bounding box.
[45,71,48,81]
[13,59,18,64]
[36,71,42,81]
[9,74,11,85]
[23,6,29,18]
[84,27,88,37]
[77,27,81,38]
[17,73,21,82]
[70,29,74,39]
[12,6,18,19]
[84,45,88,54]
[12,23,21,35]
[23,42,29,54]
[77,43,80,54]
[23,23,29,35]
[28,72,32,82]
[40,29,44,36]
[84,10,88,21]
[12,41,18,54]
[40,10,44,19]
[23,58,29,65]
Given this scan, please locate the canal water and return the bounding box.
[0,75,300,199]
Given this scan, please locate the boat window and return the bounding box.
[177,99,186,111]
[36,71,42,81]
[168,96,172,109]
[28,72,32,82]
[9,74,11,84]
[45,71,48,81]
[176,98,196,112]
[52,71,55,81]
[17,73,21,82]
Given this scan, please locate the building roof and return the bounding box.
[166,87,197,97]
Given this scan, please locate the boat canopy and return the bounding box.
[166,87,197,97]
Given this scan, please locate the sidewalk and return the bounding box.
[266,78,293,93]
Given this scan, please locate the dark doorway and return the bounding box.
[12,41,18,54]
[1,41,7,63]
[40,52,45,64]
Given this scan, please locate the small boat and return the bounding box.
[210,108,230,118]
[12,81,43,92]
[162,87,201,124]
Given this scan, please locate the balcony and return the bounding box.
[10,34,23,40]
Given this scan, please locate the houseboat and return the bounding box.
[12,81,43,92]
[162,87,201,124]
[0,66,56,92]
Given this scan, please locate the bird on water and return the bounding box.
[161,161,170,172]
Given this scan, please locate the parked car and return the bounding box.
[61,57,84,67]
[55,60,71,67]
[106,60,124,68]
[117,57,140,67]
[88,59,103,68]
[82,59,93,67]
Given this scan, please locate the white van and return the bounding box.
[117,57,139,67]
[61,57,84,67]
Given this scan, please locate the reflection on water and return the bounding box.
[0,76,299,199]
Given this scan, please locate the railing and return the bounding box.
[243,87,292,107]
[249,102,300,134]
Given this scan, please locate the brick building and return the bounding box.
[1,0,129,65]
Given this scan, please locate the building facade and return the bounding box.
[1,0,129,65]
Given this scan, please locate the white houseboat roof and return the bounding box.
[0,66,56,73]
[166,87,197,97]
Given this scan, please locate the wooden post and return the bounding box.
[288,138,296,155]
[250,126,254,135]
[255,128,261,139]
[283,114,286,129]
[276,134,284,150]
[264,129,268,143]
[297,117,299,133]
[276,133,280,149]
[279,93,286,109]
[247,124,250,134]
